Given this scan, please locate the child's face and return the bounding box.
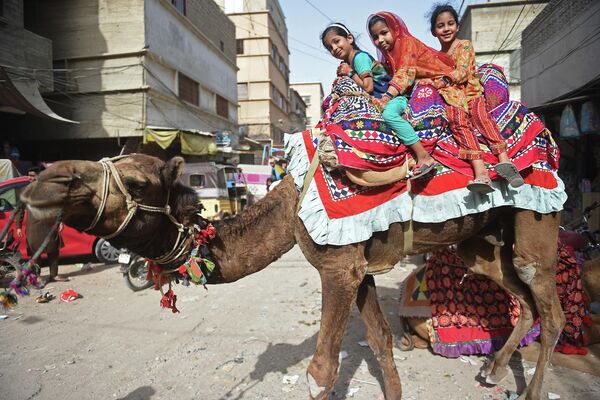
[432,11,459,45]
[323,31,355,61]
[370,21,394,52]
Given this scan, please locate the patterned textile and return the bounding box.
[424,248,539,358]
[478,63,510,111]
[399,245,591,358]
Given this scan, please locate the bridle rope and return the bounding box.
[85,155,193,265]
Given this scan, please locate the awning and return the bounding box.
[143,127,216,156]
[0,68,78,123]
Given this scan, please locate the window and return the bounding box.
[302,95,311,106]
[178,73,199,106]
[216,94,228,119]
[271,44,277,60]
[306,117,312,126]
[237,83,248,100]
[189,174,205,188]
[171,0,186,15]
[236,39,244,55]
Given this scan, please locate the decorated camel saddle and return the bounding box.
[285,64,566,246]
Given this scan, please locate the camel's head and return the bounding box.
[21,154,196,252]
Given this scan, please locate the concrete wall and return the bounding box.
[24,0,145,60]
[521,0,600,106]
[0,0,53,90]
[458,1,547,101]
[185,0,236,65]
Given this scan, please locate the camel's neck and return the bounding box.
[206,176,298,283]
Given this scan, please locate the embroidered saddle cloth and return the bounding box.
[285,65,566,246]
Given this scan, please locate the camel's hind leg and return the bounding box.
[458,230,536,386]
[513,211,565,400]
[356,274,402,399]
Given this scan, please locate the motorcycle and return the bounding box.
[561,200,600,260]
[118,251,153,291]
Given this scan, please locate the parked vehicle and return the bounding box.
[237,163,272,200]
[561,201,600,260]
[180,162,248,219]
[118,251,153,291]
[0,176,105,265]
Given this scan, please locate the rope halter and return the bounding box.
[85,155,192,265]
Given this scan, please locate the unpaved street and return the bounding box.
[1,246,599,400]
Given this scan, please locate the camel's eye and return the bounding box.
[124,178,147,194]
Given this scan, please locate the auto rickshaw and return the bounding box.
[180,162,247,219]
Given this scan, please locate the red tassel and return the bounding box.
[160,289,180,313]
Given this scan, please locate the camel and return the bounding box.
[20,154,564,400]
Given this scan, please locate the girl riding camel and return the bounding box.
[367,12,522,193]
[321,22,436,180]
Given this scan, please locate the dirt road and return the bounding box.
[1,246,599,399]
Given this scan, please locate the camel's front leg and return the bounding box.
[305,245,368,400]
[356,274,402,399]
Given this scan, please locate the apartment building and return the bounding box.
[290,82,323,129]
[217,0,291,146]
[1,0,237,160]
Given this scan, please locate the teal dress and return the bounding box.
[352,51,419,146]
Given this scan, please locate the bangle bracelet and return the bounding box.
[347,70,356,78]
[384,91,394,99]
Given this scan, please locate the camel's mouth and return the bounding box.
[26,204,62,222]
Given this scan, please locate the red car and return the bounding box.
[0,176,97,261]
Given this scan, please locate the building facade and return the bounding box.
[1,0,237,160]
[288,88,307,133]
[290,82,323,129]
[521,0,600,228]
[217,0,291,146]
[458,0,548,101]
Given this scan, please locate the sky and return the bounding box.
[280,0,466,93]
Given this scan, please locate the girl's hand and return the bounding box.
[372,96,389,111]
[337,63,352,77]
[418,78,435,86]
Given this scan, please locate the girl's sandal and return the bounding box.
[467,176,495,194]
[409,162,438,180]
[493,162,524,188]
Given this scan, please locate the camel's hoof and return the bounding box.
[480,359,509,385]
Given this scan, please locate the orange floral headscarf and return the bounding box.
[368,11,455,79]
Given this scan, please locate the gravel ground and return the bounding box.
[1,246,599,400]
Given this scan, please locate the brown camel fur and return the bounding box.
[20,154,564,400]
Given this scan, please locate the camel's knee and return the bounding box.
[513,256,539,286]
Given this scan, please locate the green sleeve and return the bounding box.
[353,52,373,75]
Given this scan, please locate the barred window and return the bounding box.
[216,95,228,119]
[178,73,199,106]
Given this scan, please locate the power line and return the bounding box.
[491,5,526,62]
[303,0,332,22]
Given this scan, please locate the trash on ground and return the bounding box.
[548,393,560,399]
[527,367,536,376]
[358,340,369,347]
[347,387,360,397]
[282,374,299,385]
[339,350,349,360]
[0,315,7,320]
[459,355,479,366]
[60,289,81,303]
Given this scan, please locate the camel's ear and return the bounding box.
[163,157,184,187]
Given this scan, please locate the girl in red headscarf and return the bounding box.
[367,12,515,193]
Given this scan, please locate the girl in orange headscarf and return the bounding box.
[367,12,514,193]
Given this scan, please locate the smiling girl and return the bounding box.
[321,23,437,180]
[428,4,523,189]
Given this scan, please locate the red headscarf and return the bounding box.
[368,12,455,78]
